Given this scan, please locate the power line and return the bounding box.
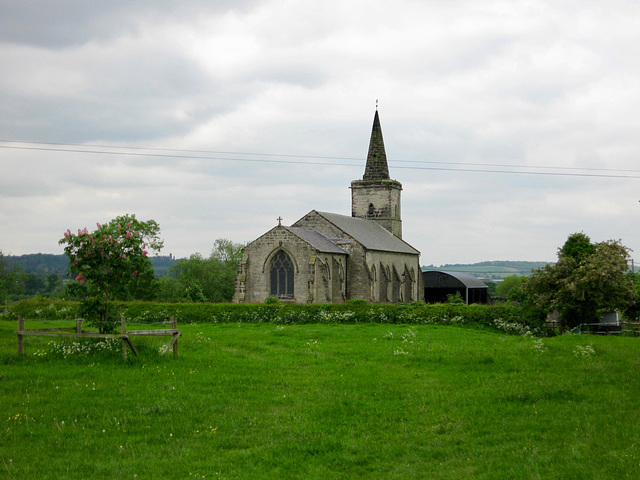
[2,139,640,179]
[4,139,640,173]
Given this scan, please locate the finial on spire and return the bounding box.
[376,99,379,111]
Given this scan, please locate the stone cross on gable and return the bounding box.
[277,216,283,226]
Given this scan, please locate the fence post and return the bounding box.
[17,316,24,355]
[76,318,83,336]
[121,316,127,361]
[170,316,178,358]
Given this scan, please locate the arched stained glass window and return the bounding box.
[270,251,294,298]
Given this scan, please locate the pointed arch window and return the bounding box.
[368,203,375,217]
[270,251,294,298]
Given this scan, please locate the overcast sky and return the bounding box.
[2,0,640,265]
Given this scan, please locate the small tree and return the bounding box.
[0,250,25,303]
[168,238,244,303]
[623,271,640,321]
[496,276,527,302]
[525,233,634,329]
[59,214,163,333]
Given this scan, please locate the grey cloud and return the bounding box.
[0,47,247,142]
[0,0,261,48]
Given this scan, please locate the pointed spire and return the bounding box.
[363,110,390,180]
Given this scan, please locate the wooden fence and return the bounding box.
[16,316,181,360]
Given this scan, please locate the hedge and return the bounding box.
[4,299,526,329]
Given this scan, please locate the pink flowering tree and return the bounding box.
[59,214,163,333]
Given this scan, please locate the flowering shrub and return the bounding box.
[493,318,541,337]
[58,214,163,333]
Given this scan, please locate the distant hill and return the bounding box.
[150,255,180,277]
[6,253,180,277]
[421,261,550,280]
[6,253,69,275]
[7,253,545,281]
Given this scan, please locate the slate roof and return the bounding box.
[286,227,349,255]
[314,211,420,255]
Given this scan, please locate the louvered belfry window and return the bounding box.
[270,251,294,298]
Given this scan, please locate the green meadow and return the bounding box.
[2,320,640,479]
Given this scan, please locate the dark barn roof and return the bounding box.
[422,270,488,305]
[422,271,488,289]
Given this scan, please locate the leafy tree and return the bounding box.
[24,273,46,296]
[0,250,25,303]
[45,273,64,295]
[211,238,244,264]
[59,214,163,332]
[622,272,640,321]
[166,239,244,303]
[155,276,183,303]
[484,281,497,298]
[496,276,527,303]
[525,233,634,329]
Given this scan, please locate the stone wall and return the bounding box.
[364,250,422,303]
[233,225,347,304]
[350,179,402,238]
[289,210,421,303]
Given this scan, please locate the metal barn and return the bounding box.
[422,271,489,305]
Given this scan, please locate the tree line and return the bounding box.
[4,214,639,333]
[1,237,244,307]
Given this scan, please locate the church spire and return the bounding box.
[351,108,403,238]
[362,110,390,180]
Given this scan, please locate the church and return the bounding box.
[233,110,422,304]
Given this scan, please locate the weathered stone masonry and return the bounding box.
[234,110,422,304]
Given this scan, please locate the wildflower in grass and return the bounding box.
[531,339,548,356]
[574,344,595,359]
[401,328,417,343]
[36,338,119,359]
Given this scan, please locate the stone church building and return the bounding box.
[233,110,422,304]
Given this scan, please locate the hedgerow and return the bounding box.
[5,299,526,329]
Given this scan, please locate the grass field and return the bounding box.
[2,320,640,479]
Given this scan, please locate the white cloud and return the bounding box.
[2,0,640,265]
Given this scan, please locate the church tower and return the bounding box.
[350,109,403,238]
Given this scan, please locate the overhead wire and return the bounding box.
[1,139,640,179]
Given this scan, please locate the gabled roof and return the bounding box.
[314,211,420,255]
[285,227,348,255]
